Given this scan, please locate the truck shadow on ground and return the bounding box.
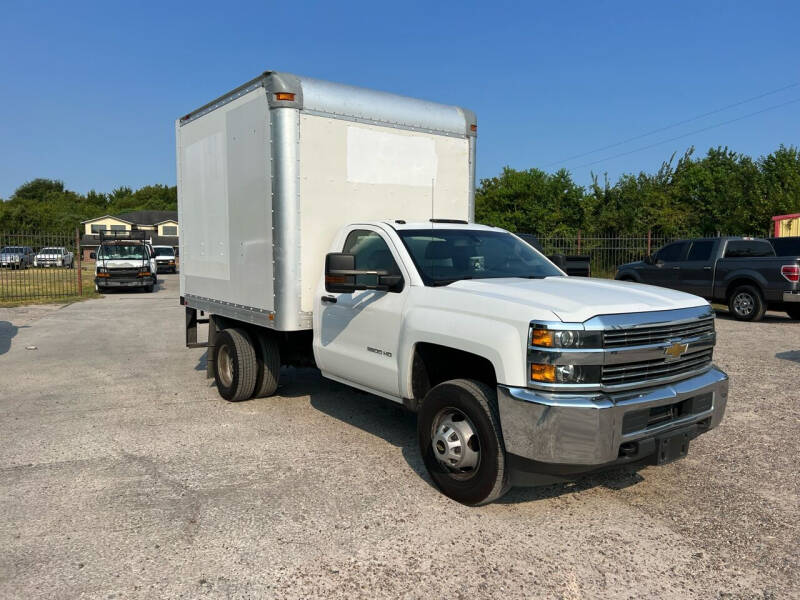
[286,368,646,505]
[713,309,793,323]
[775,350,800,363]
[0,321,25,356]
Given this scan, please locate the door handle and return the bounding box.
[321,295,337,304]
[672,266,680,270]
[703,266,712,270]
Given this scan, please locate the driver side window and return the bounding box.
[655,242,687,262]
[343,229,403,291]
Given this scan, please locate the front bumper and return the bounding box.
[497,367,728,467]
[95,276,154,287]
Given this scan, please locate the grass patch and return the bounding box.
[0,265,100,307]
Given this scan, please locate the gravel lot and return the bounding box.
[1,275,798,599]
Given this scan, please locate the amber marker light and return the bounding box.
[530,329,554,347]
[530,363,556,383]
[275,92,295,101]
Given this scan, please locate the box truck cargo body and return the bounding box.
[177,71,477,331]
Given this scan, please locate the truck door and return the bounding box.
[313,227,409,398]
[646,241,688,289]
[677,239,716,297]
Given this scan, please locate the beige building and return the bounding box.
[80,211,178,261]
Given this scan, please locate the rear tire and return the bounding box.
[250,331,281,398]
[417,379,510,506]
[728,285,766,321]
[786,306,800,320]
[213,328,258,402]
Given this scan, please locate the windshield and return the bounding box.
[1,247,22,253]
[40,248,61,254]
[397,229,564,286]
[154,247,174,257]
[98,244,146,260]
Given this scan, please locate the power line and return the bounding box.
[571,96,800,170]
[546,82,800,167]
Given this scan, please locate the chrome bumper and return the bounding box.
[783,291,800,303]
[497,367,728,465]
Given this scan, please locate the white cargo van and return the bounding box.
[177,72,728,505]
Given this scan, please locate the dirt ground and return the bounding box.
[0,275,798,599]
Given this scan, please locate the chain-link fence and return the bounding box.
[0,230,86,303]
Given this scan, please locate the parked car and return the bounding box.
[92,231,157,293]
[34,246,74,268]
[178,71,729,506]
[152,245,177,273]
[615,237,800,321]
[768,236,800,257]
[517,234,591,276]
[0,246,35,269]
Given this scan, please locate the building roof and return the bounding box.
[80,234,178,247]
[772,213,800,221]
[82,210,178,226]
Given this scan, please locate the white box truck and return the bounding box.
[178,71,728,505]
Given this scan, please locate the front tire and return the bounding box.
[213,328,257,401]
[728,285,766,321]
[417,379,510,506]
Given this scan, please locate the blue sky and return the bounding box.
[0,0,798,199]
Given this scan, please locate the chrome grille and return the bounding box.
[602,348,713,386]
[603,318,714,348]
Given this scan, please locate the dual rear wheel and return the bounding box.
[213,328,281,402]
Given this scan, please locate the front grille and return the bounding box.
[602,348,713,386]
[603,318,714,348]
[108,268,140,278]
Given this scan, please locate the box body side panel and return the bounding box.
[177,87,274,312]
[298,113,470,312]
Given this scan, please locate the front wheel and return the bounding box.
[417,379,510,506]
[728,285,766,321]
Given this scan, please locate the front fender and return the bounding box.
[397,305,528,398]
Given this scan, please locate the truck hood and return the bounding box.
[446,277,707,323]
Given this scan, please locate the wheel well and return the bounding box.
[411,343,497,406]
[725,278,762,301]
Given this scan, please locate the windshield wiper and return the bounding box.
[430,276,473,287]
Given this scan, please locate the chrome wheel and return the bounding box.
[431,408,481,477]
[217,343,234,388]
[733,292,754,317]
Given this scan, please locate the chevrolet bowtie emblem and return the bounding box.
[664,341,689,360]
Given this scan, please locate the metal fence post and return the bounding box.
[76,228,83,296]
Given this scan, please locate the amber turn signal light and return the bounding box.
[530,329,553,347]
[530,363,556,382]
[275,92,295,101]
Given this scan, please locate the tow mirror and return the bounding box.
[324,253,395,293]
[325,253,357,293]
[89,252,96,259]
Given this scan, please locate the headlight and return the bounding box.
[529,326,602,348]
[97,267,107,273]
